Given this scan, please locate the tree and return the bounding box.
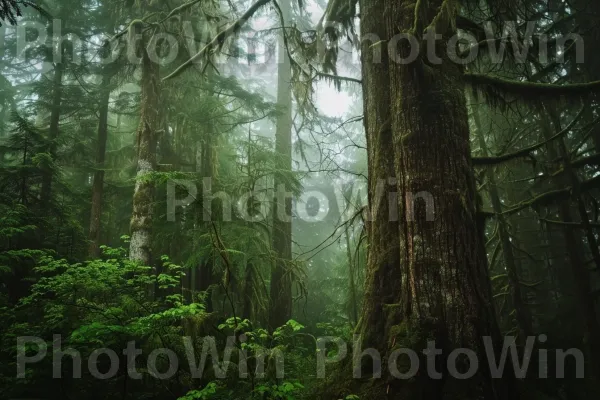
[269,0,294,330]
[128,23,161,266]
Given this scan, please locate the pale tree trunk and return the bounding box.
[355,0,514,397]
[88,73,112,258]
[129,40,160,266]
[269,0,293,330]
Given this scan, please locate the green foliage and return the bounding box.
[255,381,305,400]
[179,382,220,400]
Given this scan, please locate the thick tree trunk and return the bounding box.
[471,95,533,338]
[129,44,160,266]
[269,0,293,330]
[88,73,112,258]
[356,1,514,398]
[354,0,401,353]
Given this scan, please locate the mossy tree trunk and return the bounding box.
[269,0,293,330]
[129,38,160,266]
[355,1,514,398]
[354,0,401,352]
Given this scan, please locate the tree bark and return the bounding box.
[354,0,401,354]
[269,0,293,330]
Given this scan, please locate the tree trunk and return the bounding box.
[354,0,401,354]
[88,73,112,258]
[269,0,293,330]
[539,108,600,378]
[574,0,600,151]
[40,61,63,208]
[129,42,160,266]
[344,225,358,325]
[470,95,533,338]
[356,1,514,397]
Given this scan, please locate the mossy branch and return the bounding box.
[464,73,600,98]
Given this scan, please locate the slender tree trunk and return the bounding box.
[355,1,514,397]
[344,225,359,325]
[470,95,533,338]
[40,61,63,208]
[539,109,600,378]
[574,0,600,151]
[88,73,112,258]
[243,261,255,321]
[269,0,293,330]
[129,42,160,266]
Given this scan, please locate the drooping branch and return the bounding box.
[315,71,362,85]
[498,175,600,216]
[162,0,272,81]
[472,107,585,166]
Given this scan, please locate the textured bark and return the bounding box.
[269,0,293,330]
[471,96,533,338]
[354,0,401,353]
[129,44,160,266]
[355,1,514,397]
[88,73,112,258]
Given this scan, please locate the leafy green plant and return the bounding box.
[254,381,305,400]
[178,382,220,400]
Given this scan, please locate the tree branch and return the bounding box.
[162,0,272,81]
[472,106,585,166]
[464,73,600,97]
